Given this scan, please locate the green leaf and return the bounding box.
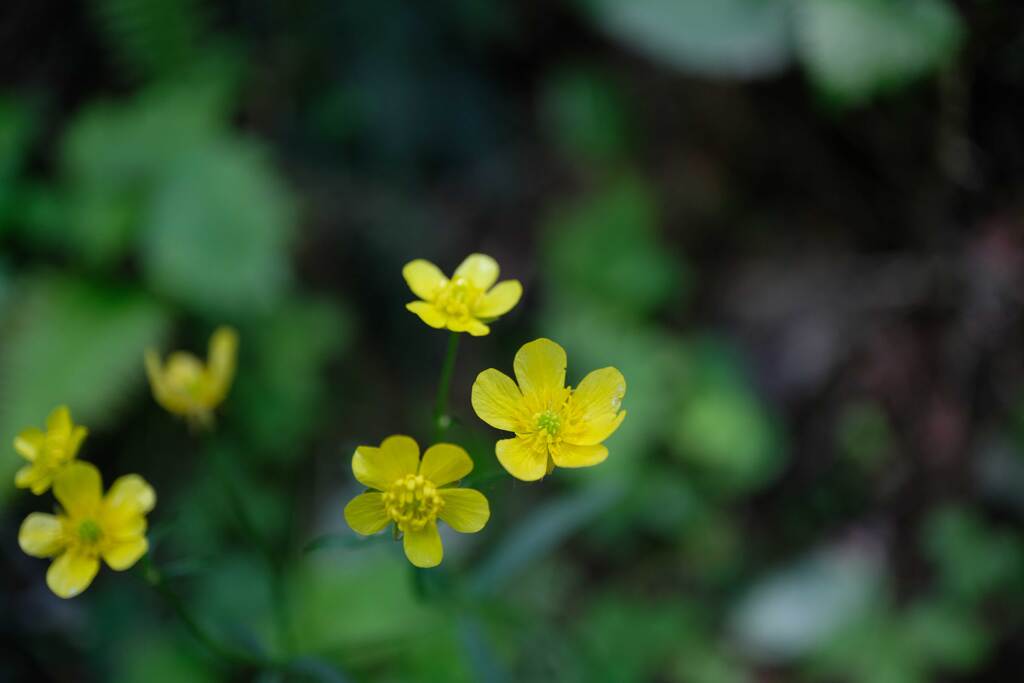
[730,545,882,662]
[302,532,390,555]
[56,77,232,265]
[469,483,624,596]
[91,0,208,82]
[141,139,295,315]
[540,66,632,165]
[543,175,687,317]
[582,0,793,79]
[795,0,963,107]
[231,299,352,460]
[672,337,785,495]
[0,275,170,505]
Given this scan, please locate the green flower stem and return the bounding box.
[141,555,274,670]
[208,447,293,658]
[434,331,461,443]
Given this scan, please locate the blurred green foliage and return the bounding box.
[3,0,1022,682]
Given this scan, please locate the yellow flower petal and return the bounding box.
[552,443,608,469]
[352,436,420,490]
[454,253,499,290]
[105,475,157,516]
[18,513,65,557]
[438,488,490,533]
[406,301,448,329]
[54,462,102,518]
[496,437,549,482]
[403,259,449,301]
[46,551,100,599]
[567,367,627,445]
[68,425,89,457]
[514,338,567,402]
[207,326,238,402]
[14,428,44,461]
[472,369,527,432]
[103,537,148,571]
[46,405,72,436]
[344,492,390,535]
[419,444,473,486]
[474,280,522,319]
[402,521,443,568]
[15,464,44,492]
[449,317,490,336]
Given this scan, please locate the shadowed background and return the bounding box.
[2,1,1024,681]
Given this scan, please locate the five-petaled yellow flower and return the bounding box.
[145,326,238,426]
[344,436,489,568]
[18,462,156,598]
[403,253,522,336]
[472,338,627,481]
[13,405,88,495]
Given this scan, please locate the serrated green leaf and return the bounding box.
[0,275,170,505]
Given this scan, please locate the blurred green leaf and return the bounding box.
[836,400,893,469]
[543,176,687,317]
[116,631,217,683]
[902,600,989,671]
[795,0,963,107]
[540,66,632,165]
[55,77,232,265]
[91,0,208,82]
[141,139,294,315]
[922,504,1024,604]
[303,533,390,555]
[0,275,169,505]
[673,337,785,495]
[583,0,793,78]
[730,545,883,662]
[469,482,624,596]
[575,596,694,682]
[232,299,351,459]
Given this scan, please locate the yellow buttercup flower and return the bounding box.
[471,338,627,481]
[403,253,522,336]
[145,326,238,426]
[18,462,156,598]
[13,405,88,495]
[344,435,490,568]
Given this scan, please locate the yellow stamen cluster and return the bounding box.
[434,276,481,320]
[383,473,444,533]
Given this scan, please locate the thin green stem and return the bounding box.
[142,555,273,669]
[433,331,461,443]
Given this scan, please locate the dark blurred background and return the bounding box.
[2,1,1024,681]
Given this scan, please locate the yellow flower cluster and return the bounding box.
[344,253,627,566]
[14,326,237,598]
[14,406,155,598]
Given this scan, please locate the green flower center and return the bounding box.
[383,474,444,533]
[78,519,103,545]
[536,410,562,437]
[435,276,480,318]
[166,355,206,397]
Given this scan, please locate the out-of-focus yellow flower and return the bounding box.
[471,338,626,481]
[13,405,88,495]
[403,253,522,336]
[344,435,489,568]
[18,462,155,598]
[145,326,238,426]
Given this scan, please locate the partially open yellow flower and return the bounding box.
[403,253,522,336]
[13,405,88,495]
[344,435,490,568]
[145,326,238,426]
[19,462,155,598]
[472,338,626,481]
